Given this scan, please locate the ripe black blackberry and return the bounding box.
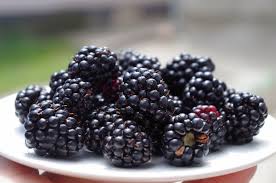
[24,100,83,157]
[15,85,47,124]
[118,50,161,72]
[117,67,171,122]
[68,45,118,82]
[140,96,182,155]
[53,78,103,116]
[162,53,215,96]
[163,113,210,166]
[223,91,268,144]
[193,105,226,151]
[182,71,227,112]
[103,119,152,167]
[84,104,119,153]
[49,70,70,95]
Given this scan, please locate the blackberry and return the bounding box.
[53,78,102,116]
[49,70,70,95]
[68,45,118,82]
[141,96,182,155]
[223,91,268,144]
[24,100,83,157]
[118,50,161,72]
[182,71,227,112]
[162,53,215,96]
[84,104,119,153]
[15,85,47,124]
[103,119,152,167]
[117,67,171,122]
[163,113,210,166]
[193,105,226,151]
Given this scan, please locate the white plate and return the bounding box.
[0,94,276,182]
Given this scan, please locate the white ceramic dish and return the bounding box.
[0,94,275,182]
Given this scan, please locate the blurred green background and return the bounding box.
[0,34,73,93]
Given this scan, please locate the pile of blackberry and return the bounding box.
[15,47,268,167]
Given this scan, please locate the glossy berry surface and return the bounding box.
[223,91,268,144]
[182,71,227,112]
[24,100,84,157]
[15,85,47,124]
[162,53,215,96]
[163,113,210,166]
[68,45,118,82]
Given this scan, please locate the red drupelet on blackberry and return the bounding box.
[182,71,227,112]
[118,50,161,73]
[49,70,70,95]
[68,45,119,82]
[162,53,215,96]
[24,100,84,157]
[15,85,48,124]
[223,91,268,144]
[193,105,226,151]
[162,113,210,166]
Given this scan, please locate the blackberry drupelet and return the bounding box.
[53,78,103,116]
[168,95,183,115]
[84,104,119,153]
[193,105,226,151]
[163,113,210,166]
[24,100,83,157]
[103,119,152,167]
[182,71,227,112]
[117,67,171,122]
[49,70,70,95]
[162,53,215,96]
[223,91,268,144]
[118,50,161,72]
[68,45,118,82]
[15,85,47,124]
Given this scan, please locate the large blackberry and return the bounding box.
[223,91,268,144]
[103,119,152,167]
[24,100,83,157]
[163,113,210,166]
[117,67,171,122]
[49,70,70,95]
[68,45,118,82]
[53,78,103,116]
[182,71,227,112]
[84,104,119,153]
[162,53,215,96]
[118,50,161,72]
[15,85,47,124]
[193,105,226,151]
